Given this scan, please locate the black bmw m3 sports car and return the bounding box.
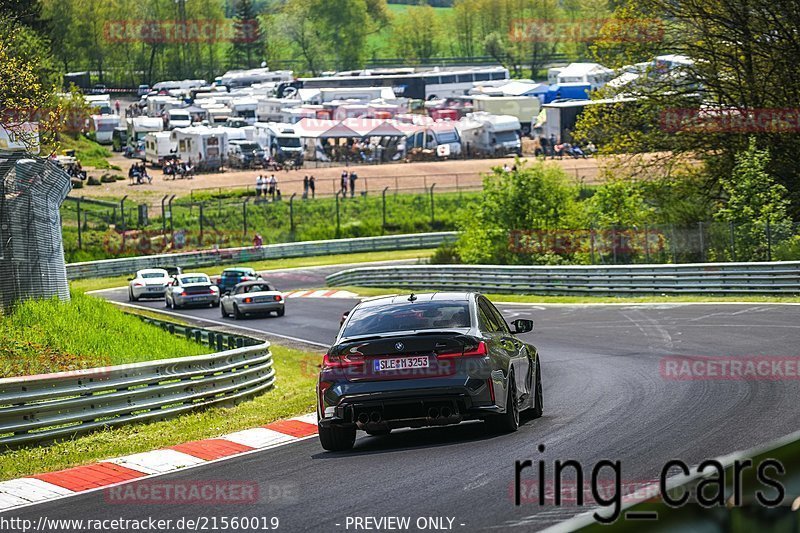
[317,292,543,451]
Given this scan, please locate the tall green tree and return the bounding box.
[229,0,264,69]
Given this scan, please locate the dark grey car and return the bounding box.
[316,292,542,451]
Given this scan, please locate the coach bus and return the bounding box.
[278,66,510,101]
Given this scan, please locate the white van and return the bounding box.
[90,114,120,144]
[165,109,192,130]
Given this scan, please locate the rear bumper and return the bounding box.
[174,294,219,306]
[133,287,166,298]
[318,377,499,430]
[238,301,284,313]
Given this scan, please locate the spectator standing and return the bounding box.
[349,171,357,197]
[309,175,316,199]
[268,174,277,201]
[303,175,309,199]
[256,175,264,200]
[340,170,348,195]
[253,233,263,248]
[114,100,120,115]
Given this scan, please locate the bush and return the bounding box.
[70,178,83,189]
[100,174,116,183]
[430,243,461,264]
[87,176,101,186]
[114,174,125,181]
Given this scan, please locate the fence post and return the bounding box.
[698,221,705,262]
[289,192,297,236]
[590,225,596,265]
[160,194,169,237]
[766,219,772,261]
[611,227,617,264]
[76,196,82,250]
[242,197,250,239]
[644,224,650,263]
[429,183,436,226]
[199,203,204,246]
[168,194,176,237]
[335,191,341,238]
[382,186,389,235]
[729,221,736,261]
[119,195,128,231]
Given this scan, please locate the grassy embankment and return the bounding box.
[0,291,322,479]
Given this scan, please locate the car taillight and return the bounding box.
[244,297,253,303]
[322,352,365,369]
[133,282,144,287]
[438,341,488,359]
[274,295,282,301]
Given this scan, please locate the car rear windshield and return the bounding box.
[342,301,471,338]
[181,276,208,284]
[141,273,166,279]
[223,271,252,278]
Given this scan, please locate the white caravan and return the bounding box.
[89,114,120,144]
[144,131,176,166]
[171,126,228,171]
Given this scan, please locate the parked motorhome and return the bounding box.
[458,112,521,157]
[89,114,120,144]
[254,122,303,162]
[164,108,192,130]
[539,97,637,143]
[147,96,182,118]
[230,98,258,125]
[84,95,112,115]
[548,63,614,90]
[470,95,541,135]
[144,131,176,166]
[171,127,228,171]
[406,121,462,157]
[257,98,302,122]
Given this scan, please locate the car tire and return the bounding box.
[233,304,243,320]
[318,424,356,452]
[128,288,138,302]
[165,296,172,308]
[486,372,519,433]
[221,304,228,318]
[276,308,285,317]
[530,360,543,419]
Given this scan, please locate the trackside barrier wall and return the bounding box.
[0,317,272,447]
[325,261,800,295]
[66,232,457,280]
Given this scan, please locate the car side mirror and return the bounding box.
[512,319,534,334]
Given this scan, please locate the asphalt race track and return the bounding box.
[5,264,800,531]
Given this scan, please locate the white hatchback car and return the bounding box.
[128,269,171,301]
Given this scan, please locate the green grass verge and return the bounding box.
[0,344,318,480]
[330,286,800,304]
[51,135,118,170]
[0,292,210,378]
[69,248,435,293]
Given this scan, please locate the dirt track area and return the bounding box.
[77,154,609,203]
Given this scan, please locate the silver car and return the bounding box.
[128,268,170,301]
[220,281,285,319]
[165,273,220,309]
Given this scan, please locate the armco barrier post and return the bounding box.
[382,187,389,235]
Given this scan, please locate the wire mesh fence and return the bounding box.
[0,151,72,311]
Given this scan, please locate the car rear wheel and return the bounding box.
[318,424,356,452]
[276,308,285,317]
[165,296,172,308]
[486,373,519,433]
[233,304,243,320]
[128,288,138,302]
[221,304,229,318]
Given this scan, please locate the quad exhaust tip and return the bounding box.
[427,407,440,419]
[357,412,370,425]
[441,406,452,418]
[369,411,382,423]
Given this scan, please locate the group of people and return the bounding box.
[535,134,597,160]
[340,170,359,197]
[255,174,279,201]
[302,176,316,199]
[163,159,194,179]
[128,162,151,184]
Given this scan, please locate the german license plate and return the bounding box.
[374,356,429,372]
[147,287,162,292]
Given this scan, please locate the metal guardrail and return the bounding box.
[0,317,273,447]
[325,261,800,295]
[66,232,457,280]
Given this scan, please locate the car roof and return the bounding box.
[223,267,255,273]
[356,292,474,308]
[178,273,209,279]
